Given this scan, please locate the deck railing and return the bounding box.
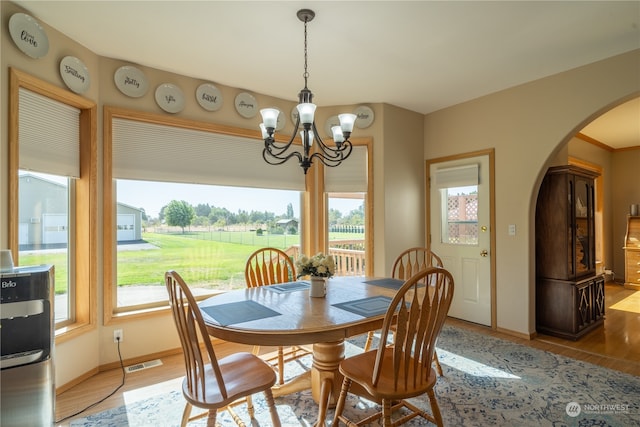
[285,239,366,277]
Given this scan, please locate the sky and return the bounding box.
[117,179,363,219]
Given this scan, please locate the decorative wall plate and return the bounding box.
[114,65,149,98]
[155,84,185,114]
[196,83,223,111]
[275,108,286,131]
[290,106,299,125]
[59,56,90,94]
[324,115,340,139]
[8,13,49,59]
[354,105,375,129]
[234,92,258,118]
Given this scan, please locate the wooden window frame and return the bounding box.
[312,137,374,276]
[103,107,373,322]
[8,68,97,342]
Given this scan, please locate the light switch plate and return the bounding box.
[508,224,516,236]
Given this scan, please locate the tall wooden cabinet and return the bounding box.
[535,165,604,340]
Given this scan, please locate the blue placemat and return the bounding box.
[364,278,426,290]
[201,300,281,326]
[333,296,393,318]
[266,281,311,293]
[363,278,405,290]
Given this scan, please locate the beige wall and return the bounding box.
[611,149,640,276]
[2,0,638,389]
[378,104,425,274]
[424,49,639,335]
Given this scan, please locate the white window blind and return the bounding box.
[19,88,80,177]
[324,145,368,192]
[434,164,479,189]
[112,118,304,191]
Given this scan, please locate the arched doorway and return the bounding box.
[533,95,640,365]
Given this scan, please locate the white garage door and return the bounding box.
[43,214,68,245]
[117,214,136,241]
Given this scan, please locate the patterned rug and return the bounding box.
[69,324,639,426]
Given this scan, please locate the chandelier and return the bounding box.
[259,9,357,175]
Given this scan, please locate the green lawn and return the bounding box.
[19,231,363,294]
[118,232,273,290]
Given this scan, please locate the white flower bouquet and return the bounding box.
[296,253,336,278]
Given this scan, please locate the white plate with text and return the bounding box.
[114,65,149,98]
[9,13,49,59]
[196,83,223,111]
[60,56,90,94]
[234,92,258,118]
[155,84,185,114]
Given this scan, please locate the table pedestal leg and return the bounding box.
[311,340,345,426]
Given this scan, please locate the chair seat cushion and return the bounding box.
[339,348,437,401]
[183,352,276,408]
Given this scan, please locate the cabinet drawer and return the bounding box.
[627,270,640,283]
[626,250,640,264]
[625,249,640,284]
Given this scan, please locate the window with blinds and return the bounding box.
[18,88,81,325]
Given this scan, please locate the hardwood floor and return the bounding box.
[54,282,639,426]
[534,282,640,371]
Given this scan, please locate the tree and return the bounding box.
[195,203,211,217]
[344,204,365,226]
[165,200,195,233]
[328,208,343,225]
[287,203,294,219]
[139,207,148,222]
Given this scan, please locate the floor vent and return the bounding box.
[124,359,163,374]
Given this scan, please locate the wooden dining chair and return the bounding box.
[363,247,446,376]
[165,270,281,427]
[244,247,312,385]
[245,247,296,287]
[332,267,455,427]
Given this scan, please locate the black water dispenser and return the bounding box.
[1,264,55,426]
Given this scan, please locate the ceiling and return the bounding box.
[10,1,640,149]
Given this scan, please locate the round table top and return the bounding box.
[200,276,402,346]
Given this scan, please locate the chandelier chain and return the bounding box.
[303,18,309,86]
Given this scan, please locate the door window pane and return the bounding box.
[18,171,73,324]
[440,186,478,245]
[115,179,301,309]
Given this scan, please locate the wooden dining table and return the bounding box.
[199,275,404,426]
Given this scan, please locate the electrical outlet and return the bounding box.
[113,329,123,343]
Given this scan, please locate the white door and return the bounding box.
[42,213,68,245]
[429,154,492,326]
[117,214,135,242]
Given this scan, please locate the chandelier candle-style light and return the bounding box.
[259,9,357,175]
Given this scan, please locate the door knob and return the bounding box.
[480,250,489,257]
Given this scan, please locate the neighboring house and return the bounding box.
[116,202,143,242]
[19,173,142,247]
[276,218,298,232]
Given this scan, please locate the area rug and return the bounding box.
[69,324,639,426]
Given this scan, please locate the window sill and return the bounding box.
[105,290,226,325]
[55,321,96,344]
